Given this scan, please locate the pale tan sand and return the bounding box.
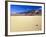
[10,16,42,32]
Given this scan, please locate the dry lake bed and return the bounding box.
[10,16,42,32]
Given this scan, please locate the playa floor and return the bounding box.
[10,16,42,32]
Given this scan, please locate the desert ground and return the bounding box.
[10,16,42,32]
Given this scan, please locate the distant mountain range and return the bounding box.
[11,8,42,16]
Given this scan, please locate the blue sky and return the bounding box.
[10,5,42,14]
